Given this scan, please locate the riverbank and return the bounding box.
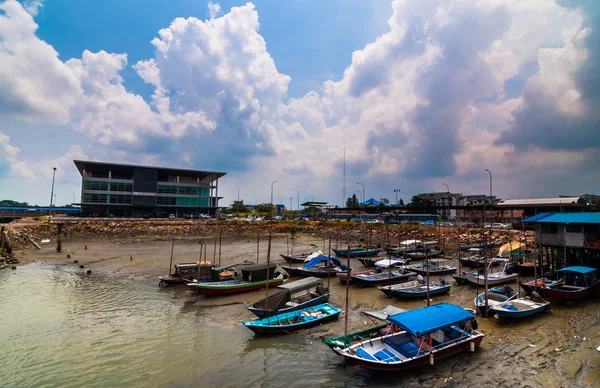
[5,223,599,387]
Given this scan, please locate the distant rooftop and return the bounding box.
[73,160,226,180]
[497,197,585,207]
[523,212,600,224]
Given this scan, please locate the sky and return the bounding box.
[0,0,599,207]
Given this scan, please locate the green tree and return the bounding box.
[0,199,30,207]
[346,194,359,208]
[380,198,389,205]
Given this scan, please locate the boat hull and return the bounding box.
[351,273,415,287]
[333,249,381,258]
[242,303,341,335]
[335,336,484,371]
[280,254,309,264]
[451,273,469,285]
[465,273,518,286]
[283,266,346,278]
[190,278,283,295]
[382,285,451,299]
[411,268,457,276]
[540,283,599,301]
[491,303,549,318]
[247,293,330,318]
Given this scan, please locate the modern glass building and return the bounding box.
[74,160,225,217]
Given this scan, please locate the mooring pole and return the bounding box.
[56,223,62,253]
[169,238,175,274]
[344,244,351,348]
[256,230,260,263]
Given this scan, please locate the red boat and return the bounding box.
[540,266,599,301]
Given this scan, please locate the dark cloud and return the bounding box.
[497,0,600,151]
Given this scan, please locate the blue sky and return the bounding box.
[1,0,599,207]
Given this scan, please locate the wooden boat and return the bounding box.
[281,255,349,278]
[458,248,486,267]
[188,278,283,295]
[346,268,416,287]
[333,248,381,258]
[187,263,282,295]
[459,243,493,252]
[332,303,484,370]
[539,266,600,301]
[246,277,330,318]
[158,262,215,287]
[378,280,451,299]
[451,273,470,285]
[405,241,443,260]
[241,303,341,335]
[322,305,406,351]
[473,286,517,314]
[407,260,457,276]
[520,277,563,295]
[385,240,422,255]
[464,258,518,286]
[489,298,550,318]
[358,256,411,267]
[280,252,313,264]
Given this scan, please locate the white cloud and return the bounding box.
[0,131,35,178]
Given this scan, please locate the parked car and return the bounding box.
[439,222,455,227]
[386,219,399,224]
[485,223,511,229]
[168,214,176,219]
[421,220,436,226]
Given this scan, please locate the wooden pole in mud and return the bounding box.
[169,238,175,275]
[426,248,430,306]
[327,237,332,290]
[56,223,62,253]
[264,216,274,316]
[256,230,260,263]
[344,244,351,348]
[218,228,222,266]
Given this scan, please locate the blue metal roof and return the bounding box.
[522,212,600,224]
[387,303,474,337]
[0,206,81,212]
[555,266,597,275]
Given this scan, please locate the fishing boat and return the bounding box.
[345,266,416,287]
[246,277,330,318]
[158,262,216,287]
[241,303,341,335]
[539,266,600,301]
[322,305,406,351]
[187,263,283,295]
[407,260,457,276]
[405,242,444,260]
[281,255,350,278]
[280,252,313,264]
[332,303,484,370]
[333,247,381,258]
[378,279,451,299]
[451,273,470,285]
[464,258,518,286]
[520,277,563,295]
[459,242,493,252]
[489,298,550,318]
[358,256,411,267]
[473,286,517,314]
[458,248,486,267]
[385,240,422,256]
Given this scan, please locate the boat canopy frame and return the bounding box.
[387,303,474,337]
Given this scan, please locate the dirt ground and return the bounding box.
[14,232,600,387]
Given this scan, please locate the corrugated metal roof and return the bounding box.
[497,197,584,207]
[522,212,600,224]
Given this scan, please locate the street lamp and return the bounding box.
[270,181,277,205]
[252,196,257,205]
[307,195,314,202]
[236,188,240,202]
[293,189,299,211]
[394,188,401,205]
[443,183,450,220]
[485,168,493,209]
[50,167,57,218]
[356,182,365,206]
[355,191,363,204]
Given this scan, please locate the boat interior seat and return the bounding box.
[384,338,421,358]
[373,348,401,363]
[355,347,377,361]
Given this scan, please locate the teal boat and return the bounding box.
[322,323,389,350]
[333,248,381,257]
[241,303,341,335]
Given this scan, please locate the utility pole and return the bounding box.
[49,167,57,217]
[293,189,299,211]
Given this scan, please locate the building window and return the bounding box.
[109,195,132,204]
[157,185,178,194]
[83,180,109,191]
[177,186,200,195]
[82,193,108,203]
[157,196,177,205]
[109,182,133,192]
[176,197,209,206]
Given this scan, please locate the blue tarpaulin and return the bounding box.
[303,255,342,269]
[522,212,600,224]
[387,303,474,337]
[555,266,597,275]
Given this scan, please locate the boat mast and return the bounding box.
[343,244,351,348]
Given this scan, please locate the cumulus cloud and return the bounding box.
[0,0,598,204]
[0,131,35,178]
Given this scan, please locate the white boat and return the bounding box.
[473,286,517,313]
[489,298,550,319]
[464,258,518,286]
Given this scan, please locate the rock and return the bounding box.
[79,264,84,269]
[86,269,92,274]
[11,266,17,270]
[74,260,78,263]
[66,254,71,258]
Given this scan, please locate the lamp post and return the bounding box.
[485,169,493,217]
[293,189,299,211]
[49,167,57,218]
[252,196,257,205]
[236,188,240,202]
[394,188,401,205]
[356,182,365,206]
[307,195,314,202]
[443,183,450,220]
[270,181,277,205]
